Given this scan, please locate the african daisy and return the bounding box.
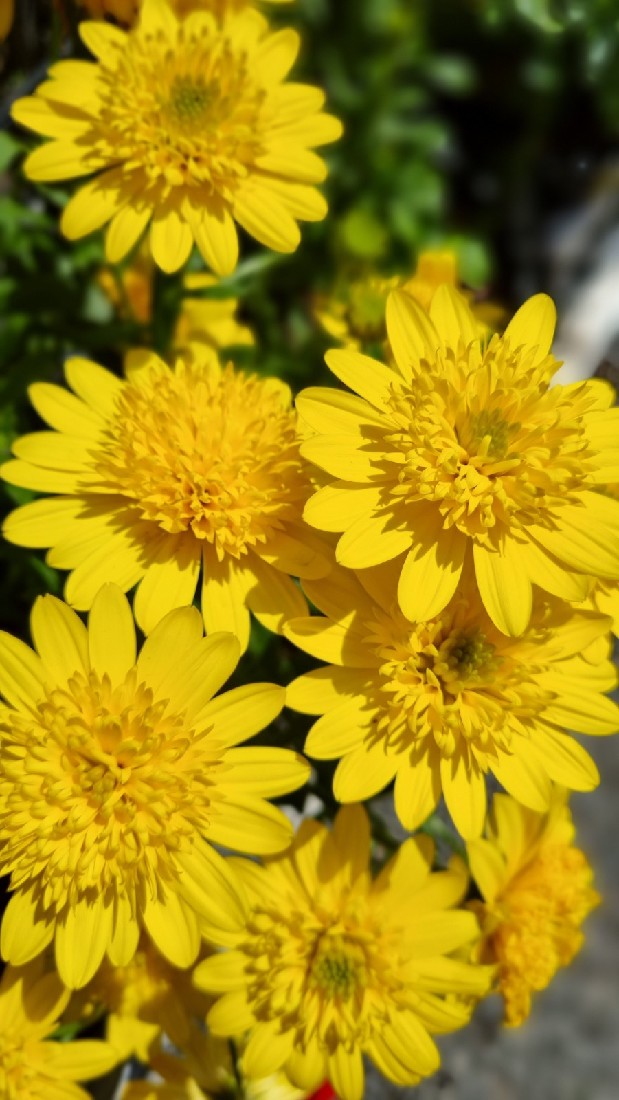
[285,564,619,837]
[1,347,329,647]
[0,585,309,988]
[468,790,599,1026]
[12,0,341,274]
[195,805,492,1100]
[299,287,619,635]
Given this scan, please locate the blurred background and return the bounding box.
[1,1,619,1096]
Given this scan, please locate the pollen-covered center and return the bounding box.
[96,27,266,193]
[382,336,597,547]
[89,362,308,559]
[242,901,403,1046]
[363,604,546,759]
[491,845,599,1025]
[0,669,222,907]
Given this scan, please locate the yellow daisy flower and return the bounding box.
[174,273,255,350]
[0,958,118,1099]
[12,0,341,275]
[284,564,619,838]
[0,585,309,988]
[195,805,492,1100]
[68,935,213,1060]
[1,348,329,648]
[467,790,600,1026]
[299,287,619,636]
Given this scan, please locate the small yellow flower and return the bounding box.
[1,347,329,648]
[195,805,492,1100]
[0,958,118,1099]
[68,935,213,1059]
[175,273,255,350]
[285,564,619,838]
[313,249,503,352]
[0,585,309,988]
[12,0,341,274]
[467,791,600,1026]
[299,286,619,636]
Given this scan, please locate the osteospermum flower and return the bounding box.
[68,935,213,1059]
[299,287,619,635]
[11,0,341,274]
[467,791,599,1026]
[0,585,309,988]
[284,564,619,837]
[195,806,492,1100]
[0,959,118,1099]
[1,348,329,647]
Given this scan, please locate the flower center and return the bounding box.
[0,669,223,909]
[363,605,546,760]
[88,361,308,560]
[165,76,215,125]
[95,25,266,193]
[309,935,367,1000]
[382,337,597,548]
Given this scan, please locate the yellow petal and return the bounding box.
[394,756,441,832]
[440,755,487,840]
[55,894,113,989]
[0,891,55,966]
[328,1045,364,1100]
[233,181,300,253]
[333,741,398,801]
[503,293,556,362]
[207,797,295,855]
[150,208,193,274]
[530,727,599,790]
[105,201,152,264]
[399,532,466,622]
[2,498,85,549]
[323,348,397,411]
[40,1040,118,1080]
[429,284,479,348]
[386,288,440,379]
[0,631,46,712]
[28,381,104,437]
[64,355,123,416]
[88,583,136,687]
[133,538,201,634]
[30,594,89,684]
[242,1021,295,1079]
[207,990,255,1036]
[201,553,252,654]
[141,886,201,969]
[221,747,310,798]
[473,541,532,636]
[467,837,506,904]
[305,699,371,760]
[491,746,551,812]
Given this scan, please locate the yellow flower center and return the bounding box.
[243,901,403,1047]
[0,669,223,911]
[383,337,598,547]
[89,361,308,560]
[363,602,548,760]
[488,845,599,1026]
[95,21,266,194]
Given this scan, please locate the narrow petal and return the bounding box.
[174,838,247,938]
[141,886,201,968]
[233,182,300,252]
[394,757,441,832]
[503,293,556,362]
[3,498,86,549]
[0,631,47,712]
[407,910,479,957]
[440,755,487,840]
[207,798,295,855]
[201,553,252,654]
[305,699,371,760]
[491,746,552,812]
[398,532,465,622]
[88,583,136,687]
[221,747,310,798]
[194,682,284,746]
[467,838,506,904]
[207,991,255,1036]
[107,894,139,967]
[55,894,113,989]
[304,483,383,533]
[530,727,599,791]
[0,891,55,966]
[333,741,398,801]
[283,617,376,668]
[429,284,479,348]
[242,1021,294,1079]
[30,595,89,684]
[323,348,397,411]
[40,1040,118,1081]
[328,1045,364,1100]
[473,541,532,636]
[386,289,440,379]
[150,208,193,274]
[133,538,201,634]
[105,201,152,264]
[336,513,412,568]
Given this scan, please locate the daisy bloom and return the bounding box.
[0,585,309,988]
[284,564,619,838]
[68,935,213,1060]
[299,286,619,636]
[467,791,600,1026]
[195,805,492,1100]
[0,958,118,1099]
[1,347,329,648]
[11,0,341,275]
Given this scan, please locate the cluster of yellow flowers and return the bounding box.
[1,0,615,1098]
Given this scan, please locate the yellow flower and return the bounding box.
[467,791,600,1026]
[175,273,255,350]
[1,348,329,648]
[299,286,619,636]
[68,935,213,1059]
[80,0,294,26]
[285,564,619,838]
[97,249,154,324]
[12,0,341,275]
[195,805,492,1100]
[313,249,503,352]
[0,958,118,1099]
[585,577,619,635]
[0,585,309,988]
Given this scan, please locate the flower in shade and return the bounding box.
[68,935,213,1060]
[299,287,619,636]
[467,790,600,1026]
[11,0,341,274]
[195,805,492,1100]
[0,958,118,1099]
[313,249,503,353]
[0,585,309,988]
[284,564,619,838]
[1,348,329,648]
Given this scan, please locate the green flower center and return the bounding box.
[469,409,512,459]
[448,629,496,677]
[166,77,214,124]
[310,938,366,999]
